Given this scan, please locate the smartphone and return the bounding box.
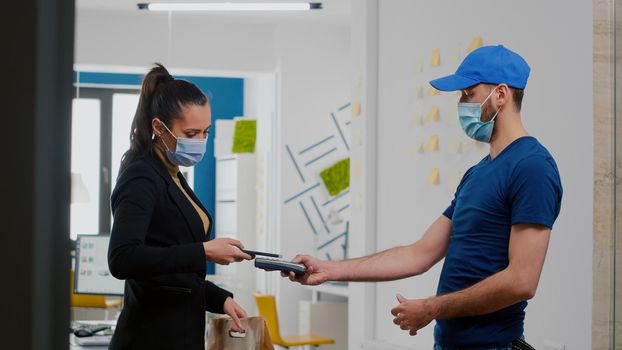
[241,249,282,259]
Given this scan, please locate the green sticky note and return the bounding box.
[232,119,256,153]
[320,158,350,196]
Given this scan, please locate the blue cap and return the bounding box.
[429,45,530,91]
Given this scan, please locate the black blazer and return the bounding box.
[108,152,232,350]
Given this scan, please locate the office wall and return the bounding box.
[75,10,277,72]
[371,1,593,349]
[276,22,351,334]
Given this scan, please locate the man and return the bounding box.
[283,45,563,349]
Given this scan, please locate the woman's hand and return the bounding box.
[203,238,253,265]
[223,297,247,333]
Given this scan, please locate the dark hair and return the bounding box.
[118,63,208,174]
[512,88,524,111]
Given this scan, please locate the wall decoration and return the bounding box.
[232,119,257,153]
[411,112,424,127]
[467,35,484,53]
[352,101,362,117]
[320,158,350,196]
[427,168,440,186]
[426,134,439,152]
[414,56,424,74]
[410,36,487,187]
[452,44,462,62]
[430,48,441,67]
[283,102,352,261]
[426,106,441,123]
[415,85,425,100]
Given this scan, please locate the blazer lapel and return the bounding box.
[178,173,213,240]
[146,154,204,243]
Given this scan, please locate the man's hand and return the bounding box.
[391,294,438,336]
[280,254,331,285]
[223,297,247,333]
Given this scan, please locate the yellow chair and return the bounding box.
[254,294,334,348]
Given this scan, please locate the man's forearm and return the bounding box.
[326,245,423,282]
[429,267,532,319]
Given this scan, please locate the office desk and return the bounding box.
[69,320,116,349]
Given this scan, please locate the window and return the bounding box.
[70,98,101,239]
[111,93,140,191]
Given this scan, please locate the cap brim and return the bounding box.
[429,74,479,92]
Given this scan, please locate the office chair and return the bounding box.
[254,294,334,349]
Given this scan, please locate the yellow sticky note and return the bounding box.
[353,160,362,179]
[429,86,440,96]
[430,48,441,67]
[426,134,439,152]
[426,106,440,123]
[410,140,424,155]
[414,57,424,73]
[427,168,440,186]
[415,85,425,100]
[467,36,483,53]
[416,142,425,154]
[452,44,462,62]
[411,112,424,126]
[352,128,363,146]
[352,101,362,117]
[449,138,463,154]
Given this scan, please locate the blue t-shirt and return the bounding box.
[435,136,563,348]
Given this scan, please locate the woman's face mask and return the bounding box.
[457,86,502,143]
[157,120,207,167]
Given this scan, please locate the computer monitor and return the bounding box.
[74,234,124,296]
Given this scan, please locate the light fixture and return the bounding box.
[137,2,322,12]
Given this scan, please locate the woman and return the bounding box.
[108,63,252,350]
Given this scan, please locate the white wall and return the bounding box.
[275,22,351,334]
[369,0,593,349]
[244,73,279,310]
[75,10,277,72]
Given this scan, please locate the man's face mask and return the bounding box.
[457,86,502,143]
[157,120,207,167]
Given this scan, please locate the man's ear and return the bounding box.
[496,84,510,108]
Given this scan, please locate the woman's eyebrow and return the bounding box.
[184,125,211,133]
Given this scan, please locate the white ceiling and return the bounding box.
[76,0,351,24]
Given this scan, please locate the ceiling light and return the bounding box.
[137,2,323,12]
